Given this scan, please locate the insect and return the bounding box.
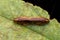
[13,17,49,25]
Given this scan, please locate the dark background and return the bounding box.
[23,0,60,22]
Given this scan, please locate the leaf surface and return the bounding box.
[0,0,60,40]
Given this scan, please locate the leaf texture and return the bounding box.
[0,0,60,40]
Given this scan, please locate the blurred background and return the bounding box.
[23,0,60,22]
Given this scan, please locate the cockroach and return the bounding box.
[13,17,49,25]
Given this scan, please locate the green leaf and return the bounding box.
[0,0,60,40]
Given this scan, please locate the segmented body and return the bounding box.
[14,17,49,25]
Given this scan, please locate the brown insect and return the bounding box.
[13,17,49,25]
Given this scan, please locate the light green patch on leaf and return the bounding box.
[0,0,60,40]
[0,0,49,20]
